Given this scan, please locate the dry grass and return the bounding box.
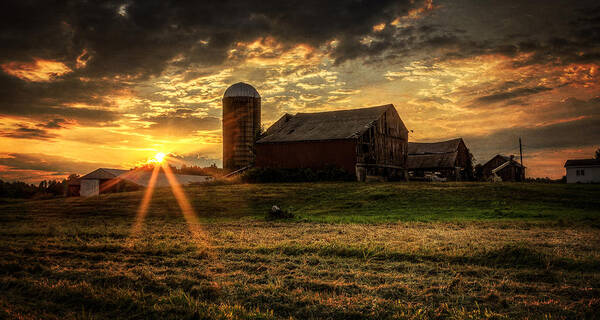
[0,183,599,319]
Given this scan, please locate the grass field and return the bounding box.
[0,182,599,319]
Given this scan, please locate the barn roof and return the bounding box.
[80,168,129,180]
[406,138,466,170]
[408,138,463,155]
[483,155,525,168]
[407,153,458,170]
[123,170,212,187]
[564,159,600,167]
[257,104,403,143]
[80,168,212,187]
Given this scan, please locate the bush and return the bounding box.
[267,205,294,220]
[242,166,355,183]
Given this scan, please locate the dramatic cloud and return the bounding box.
[0,124,57,140]
[475,86,554,104]
[0,0,599,180]
[0,153,115,182]
[0,59,72,82]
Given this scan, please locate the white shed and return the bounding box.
[78,168,213,196]
[564,159,600,183]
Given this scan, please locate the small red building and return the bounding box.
[255,104,409,181]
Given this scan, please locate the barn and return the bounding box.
[481,155,525,182]
[255,104,409,181]
[78,168,213,197]
[407,138,473,181]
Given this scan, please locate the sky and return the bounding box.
[0,0,598,182]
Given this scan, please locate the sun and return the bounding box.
[153,152,166,163]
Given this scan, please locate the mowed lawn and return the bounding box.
[0,182,599,319]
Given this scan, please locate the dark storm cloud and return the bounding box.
[1,0,598,78]
[0,1,597,120]
[0,153,111,175]
[0,73,120,124]
[365,0,600,68]
[0,0,425,123]
[0,0,416,77]
[0,124,56,140]
[38,118,69,129]
[475,86,554,104]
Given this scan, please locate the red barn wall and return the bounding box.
[255,140,357,174]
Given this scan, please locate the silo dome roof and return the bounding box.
[223,82,260,98]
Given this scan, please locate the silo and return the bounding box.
[222,82,261,171]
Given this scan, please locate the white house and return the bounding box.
[564,159,600,184]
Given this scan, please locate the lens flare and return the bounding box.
[162,163,212,250]
[127,165,160,245]
[99,168,140,193]
[154,152,166,163]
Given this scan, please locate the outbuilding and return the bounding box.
[407,138,473,181]
[564,159,600,183]
[481,155,525,182]
[255,104,409,181]
[79,168,213,197]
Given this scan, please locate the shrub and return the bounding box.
[267,205,294,220]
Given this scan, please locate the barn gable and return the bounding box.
[257,104,407,143]
[80,168,128,180]
[408,138,463,155]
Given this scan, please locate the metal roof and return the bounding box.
[80,168,129,180]
[223,82,260,98]
[564,159,600,167]
[408,138,463,155]
[257,104,402,143]
[80,168,212,186]
[122,170,212,187]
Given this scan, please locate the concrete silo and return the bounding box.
[222,82,261,172]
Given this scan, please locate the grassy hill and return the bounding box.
[0,182,599,319]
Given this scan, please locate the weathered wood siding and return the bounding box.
[356,107,408,168]
[455,140,473,180]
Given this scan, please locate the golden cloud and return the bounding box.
[1,58,72,82]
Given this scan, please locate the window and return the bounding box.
[581,169,585,176]
[576,170,580,176]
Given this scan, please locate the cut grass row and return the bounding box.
[1,221,599,319]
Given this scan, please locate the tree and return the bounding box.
[595,148,600,160]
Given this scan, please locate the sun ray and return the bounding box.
[162,163,212,252]
[98,167,146,193]
[127,164,160,245]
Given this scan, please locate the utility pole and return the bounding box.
[519,137,523,166]
[519,137,524,181]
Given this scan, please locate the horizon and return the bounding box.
[1,0,599,182]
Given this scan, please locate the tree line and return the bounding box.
[0,174,79,199]
[132,163,224,177]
